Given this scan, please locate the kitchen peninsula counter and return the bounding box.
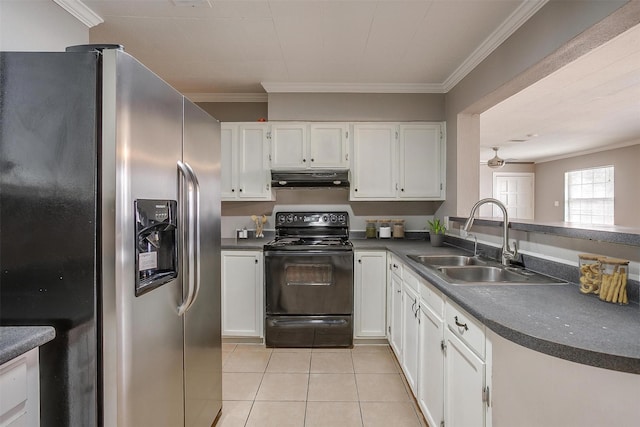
[352,238,640,374]
[0,326,55,365]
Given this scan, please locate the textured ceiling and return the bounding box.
[480,22,640,163]
[86,0,533,94]
[80,1,639,163]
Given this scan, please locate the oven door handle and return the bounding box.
[264,250,353,257]
[269,318,349,326]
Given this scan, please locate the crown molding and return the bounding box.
[536,140,640,164]
[441,0,549,92]
[53,0,103,28]
[185,93,268,103]
[261,82,445,94]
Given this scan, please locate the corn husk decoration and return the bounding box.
[251,214,268,238]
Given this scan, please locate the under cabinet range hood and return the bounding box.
[271,170,349,188]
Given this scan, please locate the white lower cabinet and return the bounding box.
[444,329,486,427]
[386,253,491,427]
[401,277,420,396]
[221,250,263,338]
[388,269,403,356]
[443,301,490,427]
[418,284,445,427]
[0,347,40,427]
[354,251,387,338]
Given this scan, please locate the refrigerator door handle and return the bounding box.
[177,160,197,316]
[185,161,201,310]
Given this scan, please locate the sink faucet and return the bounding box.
[462,198,517,265]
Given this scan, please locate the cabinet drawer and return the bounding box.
[420,280,444,318]
[0,356,28,417]
[389,254,403,278]
[402,268,420,293]
[445,301,485,358]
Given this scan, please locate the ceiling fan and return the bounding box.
[487,147,506,169]
[485,146,529,168]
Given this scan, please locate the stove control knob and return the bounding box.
[277,214,286,224]
[286,214,294,223]
[329,214,337,223]
[338,214,346,224]
[322,215,328,223]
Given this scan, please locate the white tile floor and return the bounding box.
[217,343,428,427]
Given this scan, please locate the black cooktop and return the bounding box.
[266,211,351,250]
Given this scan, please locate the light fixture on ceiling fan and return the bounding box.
[487,147,505,169]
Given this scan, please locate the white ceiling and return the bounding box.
[74,1,639,163]
[84,0,541,95]
[480,22,640,163]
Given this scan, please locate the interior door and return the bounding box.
[493,172,535,220]
[182,100,222,426]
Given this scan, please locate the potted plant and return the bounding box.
[428,218,447,247]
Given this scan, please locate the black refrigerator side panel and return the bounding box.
[0,52,99,427]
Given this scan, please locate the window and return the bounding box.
[564,166,614,225]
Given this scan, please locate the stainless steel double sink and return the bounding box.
[407,255,567,286]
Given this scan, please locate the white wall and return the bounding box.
[0,0,88,51]
[535,142,640,227]
[268,93,445,122]
[221,188,441,238]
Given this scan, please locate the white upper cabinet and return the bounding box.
[221,123,272,201]
[350,122,445,201]
[309,123,349,168]
[221,125,236,199]
[270,123,307,169]
[270,122,348,170]
[351,123,397,199]
[399,123,445,199]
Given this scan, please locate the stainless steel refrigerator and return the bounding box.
[0,46,222,426]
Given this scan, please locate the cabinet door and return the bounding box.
[354,251,387,338]
[271,123,307,169]
[351,123,397,199]
[399,124,444,199]
[445,328,486,427]
[389,272,403,357]
[237,125,271,199]
[309,123,348,168]
[418,301,445,427]
[401,283,420,396]
[221,251,263,337]
[221,124,237,199]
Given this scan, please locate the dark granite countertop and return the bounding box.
[355,238,640,374]
[0,326,55,365]
[222,238,268,250]
[222,235,640,373]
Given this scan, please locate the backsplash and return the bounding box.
[221,188,444,238]
[221,205,435,239]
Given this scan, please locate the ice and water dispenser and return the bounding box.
[134,199,178,296]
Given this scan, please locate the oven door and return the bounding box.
[264,249,354,315]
